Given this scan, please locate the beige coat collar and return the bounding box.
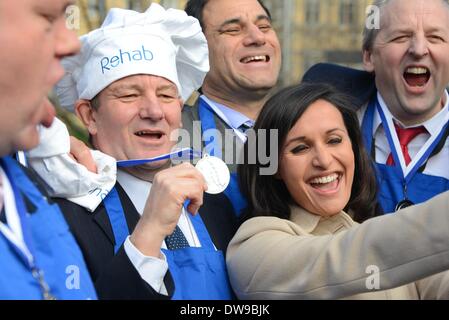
[289,205,356,235]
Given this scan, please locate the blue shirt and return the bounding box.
[200,95,254,141]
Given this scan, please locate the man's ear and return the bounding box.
[363,50,375,73]
[75,99,97,135]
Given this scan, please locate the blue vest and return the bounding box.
[104,187,233,300]
[0,157,97,300]
[361,97,449,213]
[198,97,247,216]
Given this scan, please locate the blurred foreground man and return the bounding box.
[0,0,96,299]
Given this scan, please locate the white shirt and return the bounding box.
[118,169,202,295]
[357,91,449,179]
[0,168,34,266]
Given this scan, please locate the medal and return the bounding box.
[395,199,414,211]
[395,184,414,211]
[195,154,230,194]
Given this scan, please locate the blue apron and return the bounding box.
[0,156,97,299]
[103,187,233,300]
[361,97,449,213]
[198,97,247,216]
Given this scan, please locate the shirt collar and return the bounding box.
[116,169,152,215]
[200,95,254,130]
[375,91,449,137]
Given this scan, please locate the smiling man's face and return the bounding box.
[202,0,281,96]
[86,74,183,168]
[363,0,449,125]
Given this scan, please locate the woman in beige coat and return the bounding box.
[227,83,449,299]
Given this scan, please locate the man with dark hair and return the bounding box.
[185,0,271,30]
[182,0,282,215]
[303,0,449,214]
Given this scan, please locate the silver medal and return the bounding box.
[195,154,230,194]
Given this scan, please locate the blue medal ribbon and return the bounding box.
[116,148,201,168]
[375,100,449,185]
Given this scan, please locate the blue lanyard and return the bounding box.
[116,148,201,168]
[372,98,449,184]
[198,97,223,158]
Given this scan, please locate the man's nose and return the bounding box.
[139,95,164,120]
[243,24,266,46]
[55,19,81,59]
[408,33,430,58]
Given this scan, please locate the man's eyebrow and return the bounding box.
[255,14,272,23]
[219,14,272,29]
[108,83,141,93]
[219,18,241,29]
[157,84,178,92]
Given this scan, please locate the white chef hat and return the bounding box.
[56,3,209,111]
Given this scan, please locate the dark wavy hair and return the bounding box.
[238,82,381,223]
[185,0,272,31]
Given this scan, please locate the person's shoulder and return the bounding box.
[53,196,90,215]
[181,98,200,134]
[302,62,376,107]
[17,164,52,198]
[240,215,292,231]
[52,196,99,235]
[182,97,200,119]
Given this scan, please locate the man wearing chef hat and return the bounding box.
[53,4,237,299]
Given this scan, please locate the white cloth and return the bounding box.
[55,3,209,110]
[26,118,117,212]
[357,91,449,179]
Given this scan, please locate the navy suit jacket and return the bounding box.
[302,63,377,108]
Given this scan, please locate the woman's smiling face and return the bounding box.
[279,99,355,217]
